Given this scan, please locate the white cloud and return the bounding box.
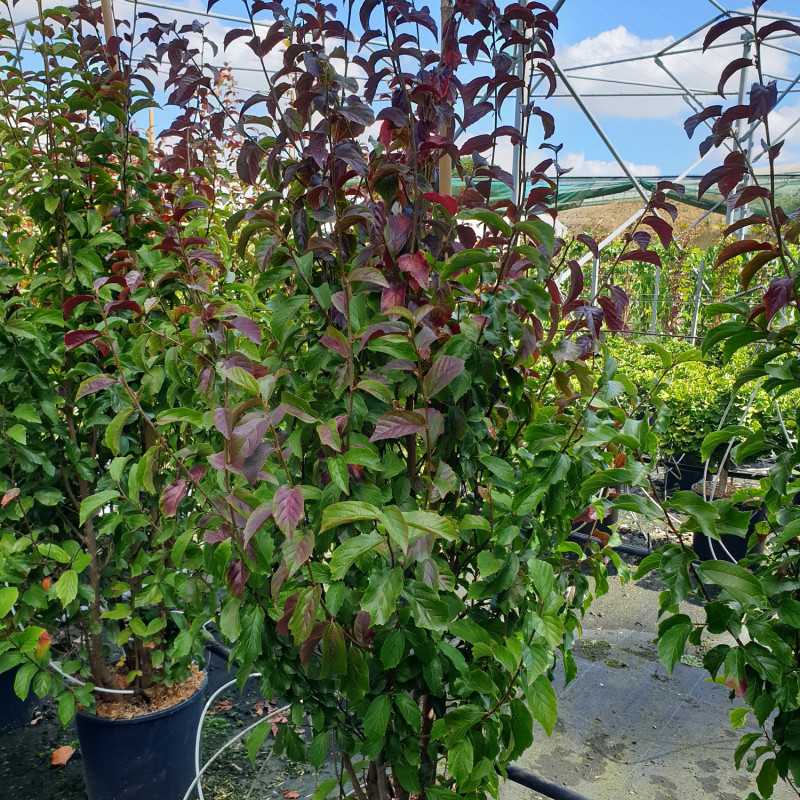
[559,151,661,177]
[557,23,793,120]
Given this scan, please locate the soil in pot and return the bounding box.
[76,666,207,800]
[0,666,33,732]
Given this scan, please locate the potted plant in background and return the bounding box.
[0,5,225,798]
[138,0,686,796]
[639,4,800,798]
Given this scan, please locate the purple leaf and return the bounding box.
[370,410,427,442]
[642,216,673,248]
[564,260,584,307]
[75,374,116,400]
[160,479,188,518]
[576,234,598,259]
[684,105,722,139]
[62,295,94,320]
[718,58,753,97]
[227,559,248,597]
[702,16,751,51]
[204,526,231,544]
[244,501,272,545]
[320,326,351,359]
[619,249,661,267]
[398,252,430,290]
[65,330,101,350]
[229,315,261,344]
[237,140,264,185]
[385,214,412,256]
[764,277,796,323]
[273,485,304,535]
[422,356,465,399]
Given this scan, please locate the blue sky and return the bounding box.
[6,0,800,175]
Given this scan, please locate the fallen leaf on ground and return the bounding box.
[51,746,75,767]
[211,699,233,714]
[282,791,300,799]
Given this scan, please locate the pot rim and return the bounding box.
[76,670,208,726]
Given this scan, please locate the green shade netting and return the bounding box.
[450,174,800,214]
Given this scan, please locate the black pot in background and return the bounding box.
[0,666,33,732]
[662,456,705,496]
[205,638,237,698]
[692,504,766,564]
[76,672,207,800]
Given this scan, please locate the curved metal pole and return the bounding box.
[551,61,649,204]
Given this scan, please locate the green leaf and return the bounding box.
[441,248,493,280]
[220,597,242,642]
[0,587,18,618]
[779,598,800,628]
[321,501,383,532]
[581,462,648,494]
[458,208,512,236]
[479,454,515,484]
[54,570,78,608]
[757,757,778,799]
[734,732,761,768]
[611,493,663,519]
[362,568,403,626]
[104,407,133,455]
[381,630,406,669]
[7,424,26,445]
[312,778,338,800]
[696,560,765,605]
[448,738,473,784]
[245,720,270,765]
[34,489,63,507]
[510,698,534,758]
[729,706,749,729]
[667,491,718,539]
[109,456,131,483]
[329,532,384,580]
[530,675,557,735]
[515,218,555,253]
[700,426,750,463]
[394,692,421,731]
[14,662,37,700]
[156,408,207,428]
[363,695,391,742]
[658,616,692,674]
[13,404,41,424]
[57,692,76,726]
[402,510,458,541]
[37,543,71,564]
[477,551,504,577]
[308,731,330,769]
[79,490,120,526]
[327,456,350,495]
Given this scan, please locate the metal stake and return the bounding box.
[689,259,706,340]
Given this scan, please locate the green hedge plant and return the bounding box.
[0,5,220,718]
[140,0,685,796]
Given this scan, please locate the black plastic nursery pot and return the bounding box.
[0,666,33,732]
[662,456,705,496]
[75,671,207,800]
[692,504,766,564]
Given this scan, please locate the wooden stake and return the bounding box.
[438,0,453,197]
[99,0,116,69]
[147,109,155,150]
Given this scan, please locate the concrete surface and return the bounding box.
[502,579,793,800]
